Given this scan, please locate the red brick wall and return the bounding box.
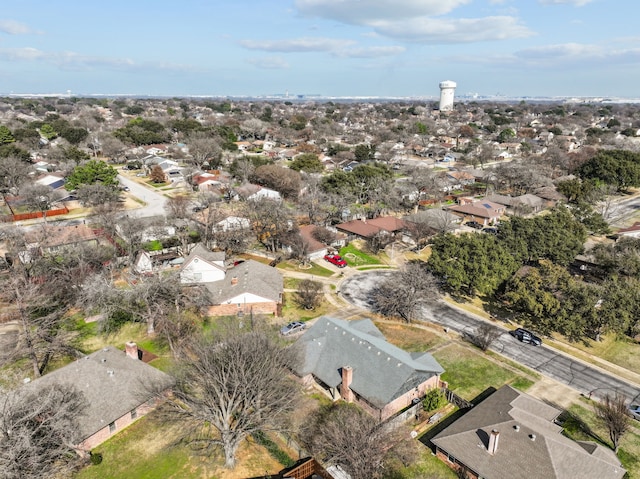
[435,448,479,479]
[207,301,279,317]
[77,393,168,452]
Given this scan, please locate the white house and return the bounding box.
[216,216,251,232]
[179,243,226,284]
[247,186,281,201]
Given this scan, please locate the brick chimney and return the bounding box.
[488,429,500,455]
[125,341,140,360]
[340,366,354,403]
[231,276,238,286]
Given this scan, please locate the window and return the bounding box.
[109,422,116,433]
[130,409,138,420]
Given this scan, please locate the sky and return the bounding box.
[0,0,638,99]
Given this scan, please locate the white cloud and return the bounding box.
[295,0,532,44]
[538,0,593,6]
[240,37,353,52]
[0,20,36,35]
[372,16,533,43]
[450,42,640,68]
[0,47,191,73]
[295,0,470,23]
[246,56,289,69]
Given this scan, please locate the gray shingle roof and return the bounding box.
[21,347,174,443]
[295,316,444,408]
[431,386,625,479]
[184,243,226,265]
[203,259,283,303]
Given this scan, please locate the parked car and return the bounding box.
[280,321,306,336]
[511,327,542,346]
[482,227,498,234]
[324,253,347,268]
[465,221,483,229]
[629,404,640,420]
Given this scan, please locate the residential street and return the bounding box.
[117,174,168,218]
[340,270,640,403]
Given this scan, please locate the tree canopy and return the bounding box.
[65,160,118,190]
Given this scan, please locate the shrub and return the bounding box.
[90,452,103,465]
[423,388,446,412]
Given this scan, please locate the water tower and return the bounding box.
[439,80,457,111]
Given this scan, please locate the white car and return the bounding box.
[629,404,640,420]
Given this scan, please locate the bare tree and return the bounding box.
[19,183,63,222]
[187,132,222,168]
[0,156,32,198]
[149,164,166,183]
[300,403,418,479]
[171,329,300,469]
[469,323,503,351]
[296,279,323,310]
[372,262,439,323]
[0,383,87,479]
[594,393,631,452]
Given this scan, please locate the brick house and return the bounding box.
[21,342,173,452]
[180,244,283,317]
[431,385,625,479]
[447,199,506,226]
[293,316,444,421]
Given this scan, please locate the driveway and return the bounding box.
[340,270,640,403]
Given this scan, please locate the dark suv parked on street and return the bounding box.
[511,328,542,346]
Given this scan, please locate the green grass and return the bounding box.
[357,265,392,271]
[433,344,522,400]
[74,411,217,479]
[277,260,335,277]
[283,277,300,289]
[508,377,534,391]
[385,447,458,479]
[339,243,382,266]
[280,292,331,322]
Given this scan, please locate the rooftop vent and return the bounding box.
[514,425,520,432]
[530,434,536,441]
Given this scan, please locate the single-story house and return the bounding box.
[202,259,283,317]
[20,224,104,262]
[215,216,251,232]
[335,216,408,241]
[431,385,625,479]
[236,184,282,202]
[35,173,66,190]
[486,194,545,215]
[294,316,444,421]
[447,199,506,226]
[180,243,283,317]
[21,342,173,452]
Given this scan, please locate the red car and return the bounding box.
[324,253,347,268]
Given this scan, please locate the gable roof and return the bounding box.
[181,243,226,269]
[432,386,625,479]
[22,347,173,443]
[295,316,443,408]
[336,216,407,238]
[203,259,283,304]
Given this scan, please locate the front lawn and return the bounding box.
[277,260,335,277]
[375,320,447,352]
[280,292,332,322]
[433,343,524,401]
[339,243,382,266]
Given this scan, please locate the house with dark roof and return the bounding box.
[431,385,625,479]
[202,259,283,317]
[180,243,283,317]
[21,342,173,452]
[294,316,444,421]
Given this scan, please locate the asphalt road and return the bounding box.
[341,271,640,403]
[118,174,168,218]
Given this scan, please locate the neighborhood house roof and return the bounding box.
[203,259,283,304]
[295,316,444,408]
[448,200,505,220]
[336,216,407,238]
[21,347,174,444]
[432,386,625,479]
